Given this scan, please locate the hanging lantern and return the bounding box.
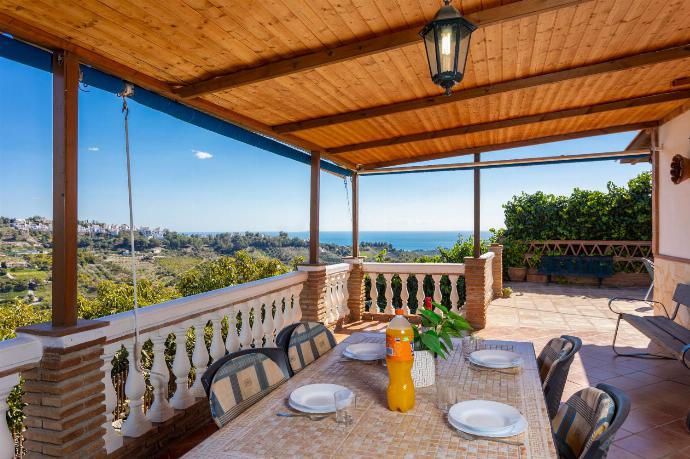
[420,0,477,95]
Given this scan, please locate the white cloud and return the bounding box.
[193,150,213,160]
[87,146,99,152]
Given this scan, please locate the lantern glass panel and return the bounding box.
[438,23,458,74]
[457,25,472,76]
[423,28,438,77]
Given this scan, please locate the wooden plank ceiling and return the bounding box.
[2,0,690,171]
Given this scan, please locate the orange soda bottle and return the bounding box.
[386,308,415,412]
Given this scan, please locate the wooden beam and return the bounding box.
[473,153,481,258]
[351,173,359,258]
[672,76,690,87]
[358,122,658,169]
[359,150,649,175]
[52,51,79,327]
[328,90,690,154]
[0,12,356,171]
[309,152,321,265]
[275,43,690,133]
[174,0,590,98]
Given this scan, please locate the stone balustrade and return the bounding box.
[324,263,352,326]
[0,337,42,459]
[362,263,466,315]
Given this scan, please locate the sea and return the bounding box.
[187,231,492,251]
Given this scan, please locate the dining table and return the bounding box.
[184,332,558,458]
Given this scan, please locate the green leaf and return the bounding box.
[439,331,453,351]
[419,309,441,326]
[420,332,445,358]
[433,302,448,315]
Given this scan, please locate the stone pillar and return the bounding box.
[296,265,328,323]
[463,255,493,330]
[489,244,503,299]
[18,321,109,458]
[343,257,365,322]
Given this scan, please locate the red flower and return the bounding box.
[424,296,433,310]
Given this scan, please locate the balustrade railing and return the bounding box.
[363,263,466,315]
[0,337,42,458]
[324,264,351,325]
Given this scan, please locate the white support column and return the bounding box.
[449,275,460,312]
[121,341,152,437]
[291,284,303,323]
[101,344,123,453]
[262,295,276,346]
[209,317,226,363]
[189,323,210,398]
[416,274,425,311]
[400,275,410,315]
[169,325,194,410]
[0,374,19,459]
[432,274,442,303]
[369,274,379,313]
[383,273,394,314]
[148,332,174,423]
[238,303,253,349]
[250,298,264,348]
[225,308,240,353]
[273,294,285,338]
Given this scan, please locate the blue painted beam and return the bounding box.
[0,34,351,177]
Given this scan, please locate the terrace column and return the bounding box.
[351,172,359,258]
[473,153,481,258]
[309,151,320,265]
[52,50,80,327]
[343,257,365,321]
[489,244,504,298]
[463,253,494,330]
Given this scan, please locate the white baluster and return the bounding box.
[121,341,151,437]
[238,303,253,349]
[325,276,335,324]
[250,298,264,348]
[0,374,19,459]
[292,284,303,322]
[340,273,350,318]
[225,308,240,353]
[370,273,379,313]
[101,343,123,453]
[170,326,194,409]
[449,275,460,312]
[383,273,394,314]
[432,274,442,303]
[148,332,174,423]
[262,295,276,346]
[189,323,209,398]
[331,275,340,322]
[400,274,410,315]
[416,274,425,312]
[273,294,285,338]
[209,317,226,363]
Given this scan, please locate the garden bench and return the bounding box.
[538,255,614,286]
[609,283,690,370]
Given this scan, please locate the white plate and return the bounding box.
[469,350,523,369]
[449,413,527,438]
[344,343,386,361]
[449,400,522,433]
[288,384,351,413]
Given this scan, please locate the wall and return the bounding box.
[655,108,690,328]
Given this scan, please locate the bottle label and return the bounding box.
[386,335,413,362]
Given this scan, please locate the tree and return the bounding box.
[78,279,179,319]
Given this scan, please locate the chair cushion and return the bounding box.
[538,337,574,387]
[287,322,337,374]
[551,387,615,459]
[209,352,288,427]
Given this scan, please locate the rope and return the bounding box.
[343,177,352,223]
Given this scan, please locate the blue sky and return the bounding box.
[0,57,651,232]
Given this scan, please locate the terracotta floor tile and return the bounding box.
[623,406,680,434]
[607,444,644,459]
[615,432,677,459]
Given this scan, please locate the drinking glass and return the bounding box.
[435,378,456,413]
[334,390,356,425]
[462,336,484,360]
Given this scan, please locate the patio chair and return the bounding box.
[642,258,654,301]
[276,321,337,376]
[202,348,290,428]
[551,383,630,459]
[538,335,583,419]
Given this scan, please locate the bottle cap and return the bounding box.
[394,308,404,315]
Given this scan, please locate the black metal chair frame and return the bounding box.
[200,347,291,397]
[578,383,631,459]
[543,335,583,420]
[608,284,690,369]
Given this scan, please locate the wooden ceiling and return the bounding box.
[2,0,690,171]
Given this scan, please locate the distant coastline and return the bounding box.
[183,230,493,251]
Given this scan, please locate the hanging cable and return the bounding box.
[343,177,353,223]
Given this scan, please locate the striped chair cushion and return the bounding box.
[551,387,615,459]
[209,352,288,427]
[287,322,337,374]
[538,337,573,387]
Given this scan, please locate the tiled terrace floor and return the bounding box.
[166,283,689,458]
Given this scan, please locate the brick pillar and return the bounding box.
[489,244,503,299]
[464,255,492,330]
[343,257,365,321]
[297,265,328,323]
[18,321,109,458]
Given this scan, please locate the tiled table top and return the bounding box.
[184,333,557,459]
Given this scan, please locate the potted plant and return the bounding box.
[410,298,472,387]
[505,240,527,282]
